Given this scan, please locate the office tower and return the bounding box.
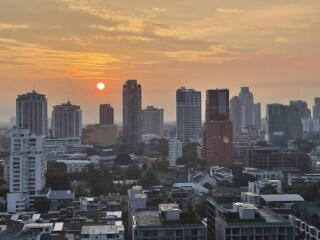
[230,96,241,136]
[289,100,311,119]
[239,87,254,131]
[203,89,234,167]
[168,138,183,167]
[123,80,142,145]
[176,87,202,143]
[206,89,229,121]
[313,97,320,120]
[16,90,48,136]
[7,128,46,213]
[99,104,114,125]
[267,104,303,147]
[253,103,261,129]
[52,101,82,138]
[141,106,164,137]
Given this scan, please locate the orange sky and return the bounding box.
[0,0,320,123]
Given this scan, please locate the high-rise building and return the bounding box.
[267,104,303,147]
[141,106,164,137]
[168,138,183,167]
[239,87,254,131]
[289,100,311,119]
[52,101,82,138]
[206,89,229,121]
[230,96,241,136]
[253,103,261,129]
[203,89,233,167]
[176,87,202,143]
[99,104,114,125]
[313,97,320,120]
[16,90,48,136]
[123,80,142,145]
[7,128,46,213]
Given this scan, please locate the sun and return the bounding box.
[97,82,105,91]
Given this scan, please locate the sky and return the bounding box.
[0,0,320,123]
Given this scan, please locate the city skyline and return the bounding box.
[1,0,320,123]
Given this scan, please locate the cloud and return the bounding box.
[274,37,288,43]
[216,8,243,14]
[0,24,29,31]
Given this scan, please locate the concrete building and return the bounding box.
[52,101,82,138]
[248,179,282,194]
[203,89,233,167]
[242,167,284,181]
[207,198,295,240]
[81,225,125,240]
[239,87,254,131]
[141,106,164,137]
[229,96,241,136]
[176,87,202,143]
[266,104,303,147]
[206,89,229,122]
[16,90,48,136]
[99,104,114,125]
[123,80,142,145]
[290,100,311,119]
[128,186,207,240]
[310,146,320,171]
[7,128,46,213]
[313,97,320,120]
[168,138,183,167]
[253,103,261,129]
[82,124,118,147]
[288,173,320,185]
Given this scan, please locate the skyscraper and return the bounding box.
[123,80,142,145]
[267,104,303,147]
[16,90,48,136]
[239,87,254,131]
[203,89,233,167]
[289,100,311,119]
[253,103,261,129]
[176,87,202,143]
[313,97,320,120]
[52,101,82,138]
[100,104,114,125]
[141,106,164,137]
[7,128,46,213]
[206,89,229,121]
[230,96,241,136]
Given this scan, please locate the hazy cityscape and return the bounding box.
[1,1,320,240]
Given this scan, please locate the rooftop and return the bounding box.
[81,225,124,235]
[260,194,305,202]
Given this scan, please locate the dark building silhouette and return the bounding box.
[123,80,142,145]
[100,104,114,125]
[267,104,303,147]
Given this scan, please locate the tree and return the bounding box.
[158,138,169,156]
[114,154,132,165]
[125,164,141,180]
[140,170,159,187]
[292,139,316,153]
[34,197,50,213]
[176,143,198,167]
[233,174,256,187]
[46,161,71,190]
[260,184,278,194]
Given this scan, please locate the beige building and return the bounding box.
[82,124,118,147]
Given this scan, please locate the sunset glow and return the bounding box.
[97,82,105,91]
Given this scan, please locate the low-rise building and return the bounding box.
[243,167,284,181]
[81,225,125,240]
[288,173,320,185]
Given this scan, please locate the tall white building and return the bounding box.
[141,106,164,137]
[16,90,48,136]
[176,87,202,143]
[52,101,82,138]
[7,128,46,213]
[168,138,183,167]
